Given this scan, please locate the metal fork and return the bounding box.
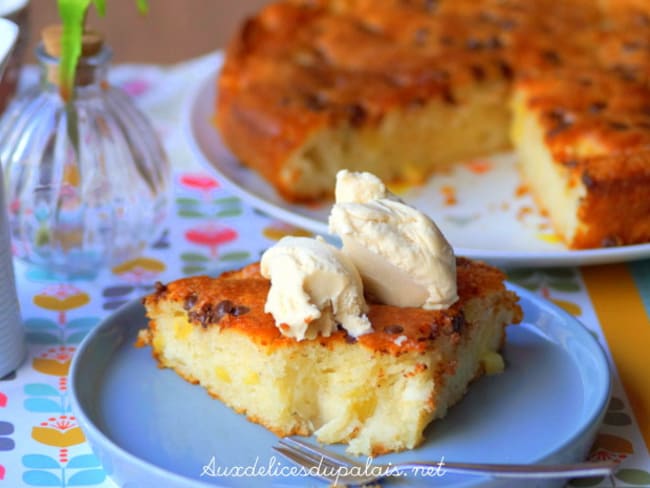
[273,437,617,486]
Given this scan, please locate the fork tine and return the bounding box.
[274,445,356,485]
[273,445,320,470]
[280,437,359,467]
[276,440,326,466]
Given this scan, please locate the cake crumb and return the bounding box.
[440,185,457,206]
[514,183,529,197]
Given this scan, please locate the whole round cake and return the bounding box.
[215,0,650,249]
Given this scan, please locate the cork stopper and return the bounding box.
[40,24,106,90]
[41,24,104,58]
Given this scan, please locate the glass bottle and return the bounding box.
[0,25,169,277]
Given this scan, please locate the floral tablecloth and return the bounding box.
[1,53,650,487]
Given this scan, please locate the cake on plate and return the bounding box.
[215,0,650,249]
[138,258,522,456]
[138,169,522,456]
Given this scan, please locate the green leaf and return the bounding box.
[181,252,210,263]
[66,330,90,344]
[176,197,200,206]
[22,454,60,469]
[25,383,60,396]
[216,209,243,218]
[24,398,63,413]
[26,332,60,345]
[136,0,149,15]
[615,469,650,485]
[65,102,80,155]
[22,469,62,486]
[214,197,240,205]
[67,469,106,485]
[518,282,539,291]
[182,265,207,276]
[57,0,92,100]
[178,209,205,218]
[548,281,581,292]
[608,397,625,411]
[219,251,250,262]
[66,454,102,469]
[544,267,575,278]
[604,411,632,426]
[92,0,106,16]
[506,269,535,281]
[67,317,100,330]
[24,318,59,331]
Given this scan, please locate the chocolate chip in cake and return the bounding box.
[231,305,250,317]
[609,121,630,131]
[581,170,596,189]
[345,334,358,344]
[499,18,517,31]
[622,41,642,52]
[188,310,200,324]
[304,92,328,112]
[546,122,572,138]
[635,12,650,27]
[358,21,384,36]
[542,50,562,66]
[477,10,494,23]
[562,159,579,168]
[153,281,167,297]
[424,0,438,13]
[408,97,427,108]
[216,300,234,317]
[346,104,367,126]
[497,60,514,80]
[183,292,198,311]
[486,36,503,49]
[413,27,429,46]
[601,235,623,247]
[452,312,465,334]
[470,64,487,82]
[441,87,457,105]
[465,38,485,50]
[439,35,454,46]
[198,304,217,328]
[589,101,607,114]
[384,324,404,334]
[612,64,637,82]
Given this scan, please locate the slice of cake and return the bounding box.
[138,258,521,456]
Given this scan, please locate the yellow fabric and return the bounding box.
[582,264,650,451]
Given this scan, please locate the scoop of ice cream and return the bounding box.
[335,170,388,204]
[260,236,372,341]
[329,170,458,310]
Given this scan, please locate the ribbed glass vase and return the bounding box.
[0,27,169,277]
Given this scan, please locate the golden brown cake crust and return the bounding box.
[140,257,522,456]
[142,258,521,356]
[216,0,650,249]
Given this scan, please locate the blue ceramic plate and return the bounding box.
[70,284,611,488]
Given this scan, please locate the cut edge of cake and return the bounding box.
[138,259,522,456]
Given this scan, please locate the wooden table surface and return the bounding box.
[26,0,273,64]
